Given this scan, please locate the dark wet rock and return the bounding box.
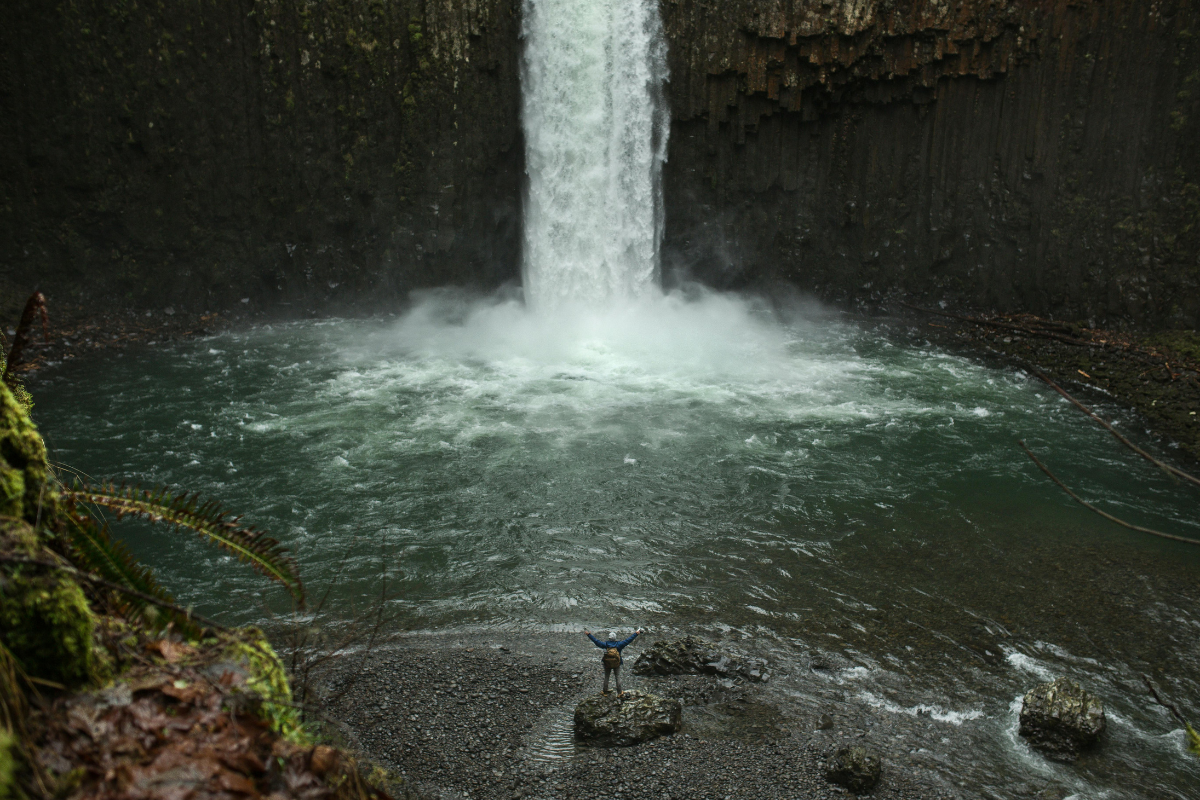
[825,744,882,794]
[1018,677,1106,761]
[573,690,682,747]
[816,713,834,730]
[1035,788,1069,800]
[631,636,720,675]
[631,637,769,682]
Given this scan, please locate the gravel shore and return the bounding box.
[318,632,990,800]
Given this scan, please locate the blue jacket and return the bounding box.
[588,632,639,651]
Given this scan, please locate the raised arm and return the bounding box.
[614,629,643,650]
[586,632,607,649]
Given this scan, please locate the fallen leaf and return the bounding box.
[308,745,338,776]
[216,768,260,795]
[160,681,211,706]
[147,640,197,664]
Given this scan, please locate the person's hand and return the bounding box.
[584,630,591,636]
[636,628,644,635]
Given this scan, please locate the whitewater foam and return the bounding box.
[520,0,669,308]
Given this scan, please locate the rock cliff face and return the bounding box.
[0,0,523,317]
[660,0,1200,326]
[3,1,1198,326]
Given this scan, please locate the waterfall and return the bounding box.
[519,0,669,310]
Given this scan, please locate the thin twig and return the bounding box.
[900,302,1092,346]
[1031,370,1200,490]
[1018,441,1200,546]
[1143,674,1190,727]
[0,555,230,631]
[3,292,49,386]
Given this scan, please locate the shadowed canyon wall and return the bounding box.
[661,0,1200,326]
[2,1,1198,326]
[0,0,522,318]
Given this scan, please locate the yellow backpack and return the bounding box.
[602,647,621,668]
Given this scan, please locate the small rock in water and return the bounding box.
[573,690,682,747]
[825,744,882,794]
[1018,677,1106,761]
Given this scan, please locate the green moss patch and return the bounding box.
[0,383,49,524]
[220,627,308,743]
[0,563,107,689]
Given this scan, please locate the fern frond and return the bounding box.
[1187,723,1200,757]
[62,482,305,607]
[63,512,176,628]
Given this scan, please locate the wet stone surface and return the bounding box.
[573,690,682,747]
[1019,678,1106,762]
[826,744,883,793]
[321,633,960,800]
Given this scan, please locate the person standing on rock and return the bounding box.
[584,628,643,696]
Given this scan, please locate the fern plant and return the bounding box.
[60,482,305,614]
[63,513,175,618]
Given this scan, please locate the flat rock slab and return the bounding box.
[1019,677,1106,761]
[574,690,682,747]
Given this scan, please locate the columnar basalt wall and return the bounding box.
[3,1,1198,327]
[0,0,523,318]
[661,0,1200,327]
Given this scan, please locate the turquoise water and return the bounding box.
[33,291,1200,797]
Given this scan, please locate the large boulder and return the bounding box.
[1018,678,1106,761]
[573,690,682,747]
[631,637,769,682]
[825,745,881,794]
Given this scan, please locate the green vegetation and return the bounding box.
[223,627,308,743]
[0,557,108,688]
[62,482,304,608]
[0,369,323,797]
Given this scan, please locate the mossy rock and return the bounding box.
[0,538,109,689]
[573,690,681,747]
[0,389,102,689]
[211,627,307,744]
[1019,677,1106,761]
[0,382,50,523]
[826,744,882,794]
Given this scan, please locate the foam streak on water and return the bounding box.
[520,0,669,308]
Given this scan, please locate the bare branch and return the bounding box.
[900,301,1091,345]
[1143,675,1190,727]
[1018,441,1200,546]
[1031,370,1200,490]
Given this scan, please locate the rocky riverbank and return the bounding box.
[895,304,1200,462]
[316,632,1068,800]
[4,301,229,382]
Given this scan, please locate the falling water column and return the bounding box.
[519,0,670,310]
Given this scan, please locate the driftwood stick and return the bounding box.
[1143,674,1190,727]
[3,292,49,386]
[1030,370,1200,490]
[899,302,1092,346]
[0,554,229,631]
[1018,441,1200,546]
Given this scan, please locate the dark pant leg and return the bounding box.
[614,664,622,694]
[603,666,612,693]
